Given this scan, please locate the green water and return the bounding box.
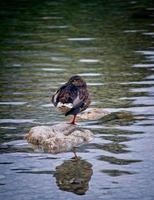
[0,0,154,199]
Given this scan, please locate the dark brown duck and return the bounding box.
[52,75,91,124]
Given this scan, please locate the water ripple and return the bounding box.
[0,119,35,124]
[41,68,65,72]
[67,37,96,41]
[78,73,102,77]
[79,59,100,63]
[87,83,104,86]
[133,64,154,68]
[46,25,69,29]
[0,102,27,106]
[136,50,154,55]
[42,16,63,20]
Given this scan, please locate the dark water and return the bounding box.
[0,0,154,199]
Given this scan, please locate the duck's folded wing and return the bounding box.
[65,91,90,116]
[52,85,67,106]
[52,84,78,106]
[52,91,59,106]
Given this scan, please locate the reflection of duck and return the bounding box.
[53,158,93,195]
[52,75,91,124]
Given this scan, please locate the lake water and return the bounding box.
[0,0,154,199]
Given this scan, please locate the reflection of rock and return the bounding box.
[102,169,136,177]
[98,155,142,165]
[54,159,93,195]
[25,123,94,153]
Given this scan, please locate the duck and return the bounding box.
[52,75,91,124]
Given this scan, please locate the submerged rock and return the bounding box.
[25,123,94,153]
[78,108,134,123]
[78,108,135,126]
[78,108,110,120]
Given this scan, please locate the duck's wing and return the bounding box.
[65,88,90,116]
[52,84,78,107]
[52,85,66,106]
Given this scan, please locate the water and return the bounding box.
[0,0,154,199]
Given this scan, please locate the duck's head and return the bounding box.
[68,75,86,87]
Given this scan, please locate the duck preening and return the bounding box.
[52,75,91,124]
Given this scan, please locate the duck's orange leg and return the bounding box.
[70,115,77,125]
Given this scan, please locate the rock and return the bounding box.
[77,108,134,126]
[78,108,110,120]
[25,123,94,153]
[98,111,134,124]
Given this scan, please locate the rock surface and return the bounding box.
[25,123,94,153]
[78,108,110,120]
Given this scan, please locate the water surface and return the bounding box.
[0,0,154,200]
